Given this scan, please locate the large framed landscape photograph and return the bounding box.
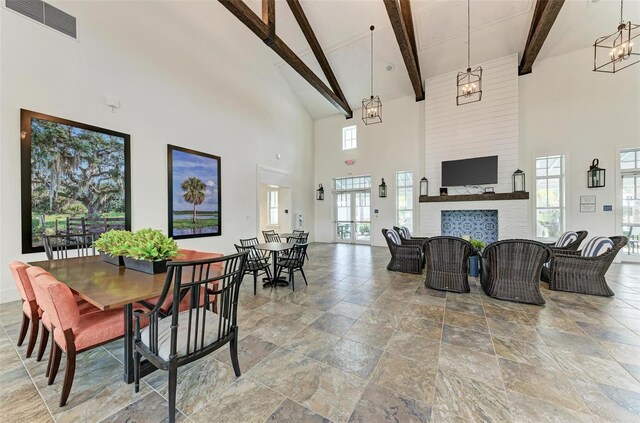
[168,145,221,239]
[20,109,131,254]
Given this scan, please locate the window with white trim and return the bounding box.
[342,125,357,150]
[535,155,565,239]
[396,171,414,232]
[267,191,278,226]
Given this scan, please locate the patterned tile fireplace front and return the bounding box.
[441,210,498,244]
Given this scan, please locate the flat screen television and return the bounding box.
[441,155,498,187]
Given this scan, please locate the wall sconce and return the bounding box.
[420,177,429,196]
[587,159,606,188]
[379,178,387,198]
[512,169,526,192]
[316,184,324,200]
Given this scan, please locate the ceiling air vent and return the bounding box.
[5,0,77,39]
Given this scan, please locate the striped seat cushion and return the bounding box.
[555,231,578,247]
[386,229,401,245]
[581,237,615,257]
[399,227,411,240]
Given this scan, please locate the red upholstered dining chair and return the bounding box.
[9,261,40,358]
[25,267,98,365]
[29,271,128,407]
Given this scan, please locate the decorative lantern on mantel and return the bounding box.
[420,177,429,196]
[379,178,387,198]
[587,159,606,188]
[512,169,526,192]
[316,184,324,200]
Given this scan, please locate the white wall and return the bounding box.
[425,54,519,195]
[313,96,425,246]
[519,46,640,240]
[0,1,315,302]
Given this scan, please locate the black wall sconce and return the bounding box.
[379,178,387,197]
[588,159,606,188]
[420,177,429,196]
[512,169,526,192]
[316,184,324,200]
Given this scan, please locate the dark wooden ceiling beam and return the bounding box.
[383,0,425,101]
[519,0,565,75]
[262,0,275,44]
[286,0,348,105]
[219,0,353,118]
[399,0,419,70]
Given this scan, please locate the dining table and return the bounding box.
[254,242,294,287]
[28,255,211,384]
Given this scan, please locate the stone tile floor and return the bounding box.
[1,243,640,422]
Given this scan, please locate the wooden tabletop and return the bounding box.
[29,256,171,311]
[254,242,294,252]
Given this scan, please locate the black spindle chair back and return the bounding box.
[264,232,282,243]
[43,233,97,261]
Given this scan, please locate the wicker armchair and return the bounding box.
[393,226,428,252]
[540,230,588,282]
[481,239,552,305]
[549,236,627,297]
[382,229,423,274]
[424,236,473,293]
[544,230,588,252]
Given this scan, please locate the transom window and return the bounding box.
[334,175,371,190]
[396,171,414,232]
[535,155,565,239]
[342,125,357,150]
[621,148,640,170]
[267,191,278,226]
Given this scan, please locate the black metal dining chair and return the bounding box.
[264,232,282,243]
[133,251,248,423]
[240,237,269,259]
[234,244,272,295]
[42,233,97,261]
[274,243,308,291]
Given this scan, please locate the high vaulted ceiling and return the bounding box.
[237,0,639,119]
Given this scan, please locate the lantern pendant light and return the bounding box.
[362,25,382,125]
[593,0,639,73]
[456,0,482,106]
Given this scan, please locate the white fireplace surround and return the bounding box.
[419,199,530,240]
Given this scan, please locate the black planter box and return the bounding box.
[123,257,167,274]
[100,252,124,266]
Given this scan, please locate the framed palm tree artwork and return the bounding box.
[167,145,221,239]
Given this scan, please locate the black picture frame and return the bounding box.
[167,145,222,239]
[20,109,131,254]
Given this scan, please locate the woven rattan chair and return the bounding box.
[382,229,423,274]
[541,231,588,282]
[423,236,473,293]
[393,226,428,252]
[549,236,627,297]
[480,239,552,305]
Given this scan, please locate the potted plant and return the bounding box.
[122,228,179,274]
[94,230,133,266]
[468,239,485,277]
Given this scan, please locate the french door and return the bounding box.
[620,148,640,262]
[335,190,371,244]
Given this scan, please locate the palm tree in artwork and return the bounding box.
[181,177,206,224]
